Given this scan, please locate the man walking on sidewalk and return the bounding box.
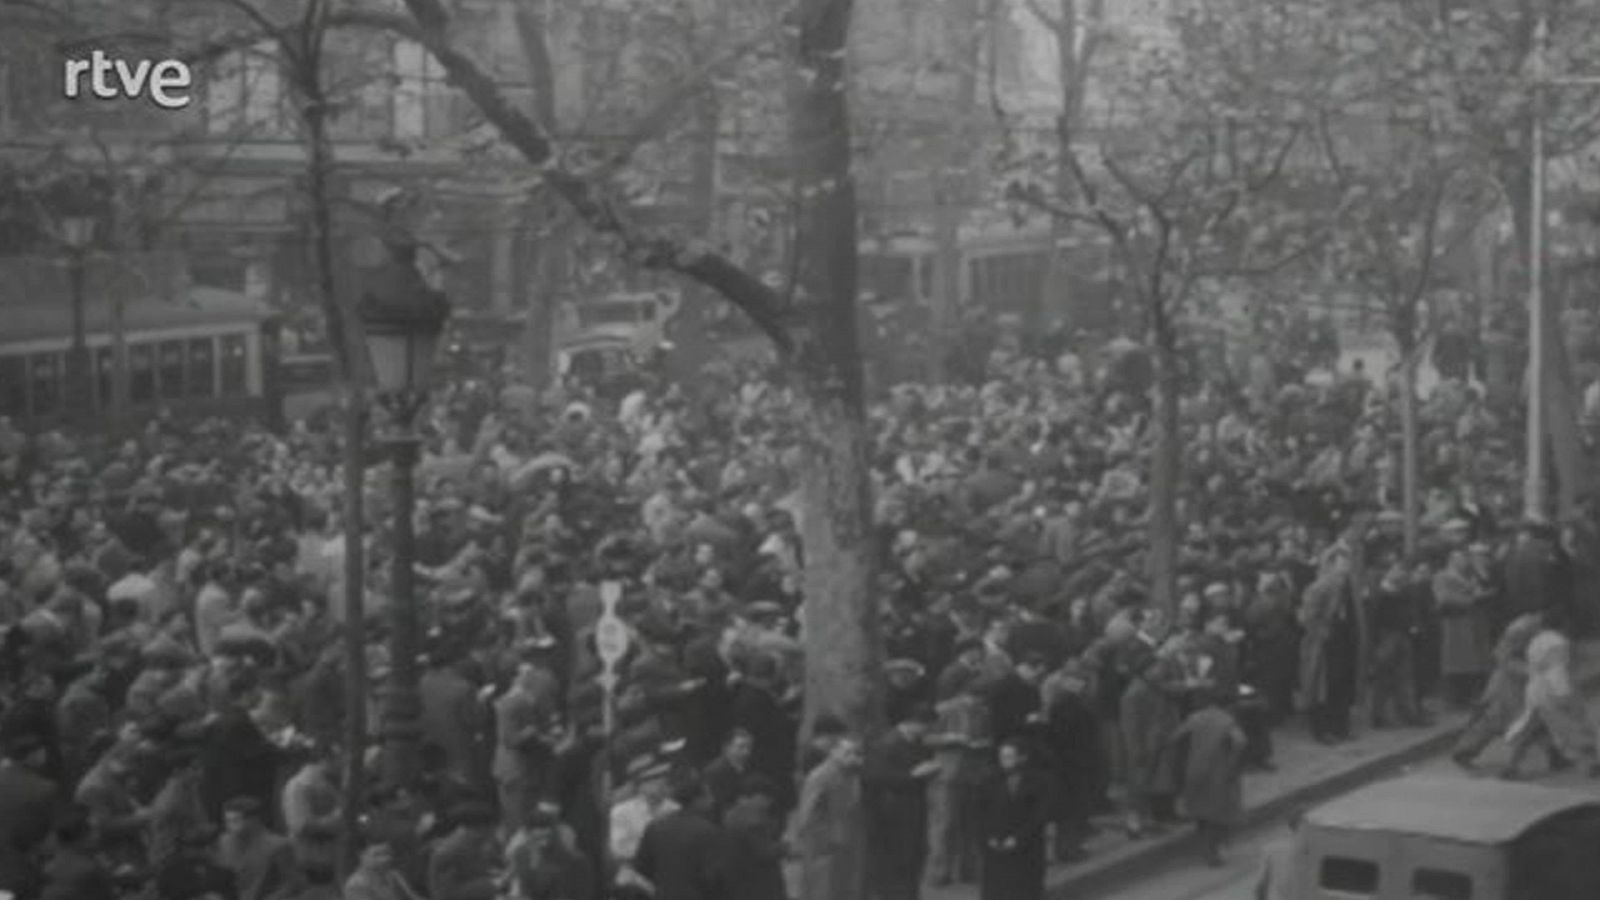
[1501,611,1600,780]
[1453,613,1542,769]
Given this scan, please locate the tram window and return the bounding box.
[95,347,114,409]
[221,334,247,395]
[29,353,60,416]
[187,339,215,397]
[1412,869,1471,900]
[0,357,24,416]
[158,341,186,400]
[1320,857,1379,894]
[129,344,155,403]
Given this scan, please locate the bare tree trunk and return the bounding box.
[1400,354,1420,557]
[337,389,367,874]
[1502,155,1585,517]
[792,0,878,898]
[1147,297,1180,613]
[292,4,369,870]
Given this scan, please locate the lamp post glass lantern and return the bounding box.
[357,242,448,790]
[54,212,99,415]
[358,244,451,402]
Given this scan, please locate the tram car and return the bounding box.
[0,272,278,428]
[857,222,1117,333]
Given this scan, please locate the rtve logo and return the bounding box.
[63,50,194,110]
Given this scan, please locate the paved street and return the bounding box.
[1096,689,1600,900]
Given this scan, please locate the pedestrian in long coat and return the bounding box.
[420,658,489,788]
[1119,645,1183,836]
[1297,550,1365,742]
[1432,549,1492,707]
[863,710,939,900]
[1171,692,1245,867]
[977,739,1051,900]
[788,737,866,900]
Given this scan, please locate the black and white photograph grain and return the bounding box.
[3,1,1600,899]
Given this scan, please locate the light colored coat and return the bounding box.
[789,757,866,900]
[1507,630,1597,758]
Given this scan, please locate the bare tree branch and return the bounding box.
[356,0,796,356]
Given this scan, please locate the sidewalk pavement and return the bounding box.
[919,640,1600,900]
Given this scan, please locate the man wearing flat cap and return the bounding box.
[864,705,941,900]
[427,801,502,900]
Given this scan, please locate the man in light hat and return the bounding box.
[610,756,678,899]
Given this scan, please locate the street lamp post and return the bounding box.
[357,239,450,790]
[54,214,98,416]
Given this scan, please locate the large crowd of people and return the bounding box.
[0,322,1596,900]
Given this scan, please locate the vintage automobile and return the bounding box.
[1285,774,1600,900]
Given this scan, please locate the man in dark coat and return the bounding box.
[988,654,1048,752]
[199,675,286,825]
[634,776,727,900]
[716,775,787,900]
[727,656,796,811]
[863,707,940,900]
[701,728,754,821]
[978,739,1052,900]
[1506,520,1562,620]
[0,734,58,897]
[38,805,117,900]
[1042,661,1100,862]
[427,802,502,900]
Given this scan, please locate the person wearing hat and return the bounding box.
[145,738,209,869]
[1297,548,1365,744]
[493,662,562,833]
[0,732,57,896]
[505,807,593,900]
[1506,514,1562,622]
[610,756,678,899]
[1170,686,1247,868]
[344,833,426,900]
[426,801,501,900]
[1433,547,1494,710]
[633,775,724,900]
[727,654,796,813]
[152,824,236,900]
[717,774,788,900]
[217,796,297,900]
[281,748,342,873]
[36,804,118,900]
[864,704,941,900]
[884,657,931,727]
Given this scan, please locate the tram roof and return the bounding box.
[0,286,271,346]
[1306,775,1600,845]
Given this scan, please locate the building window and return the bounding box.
[0,357,24,416]
[95,346,114,410]
[1319,857,1379,895]
[1412,869,1472,900]
[221,334,248,395]
[129,344,156,403]
[29,353,60,416]
[158,341,187,399]
[188,338,216,397]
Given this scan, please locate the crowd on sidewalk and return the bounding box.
[1,323,1598,900]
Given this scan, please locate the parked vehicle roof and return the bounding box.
[1306,776,1600,845]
